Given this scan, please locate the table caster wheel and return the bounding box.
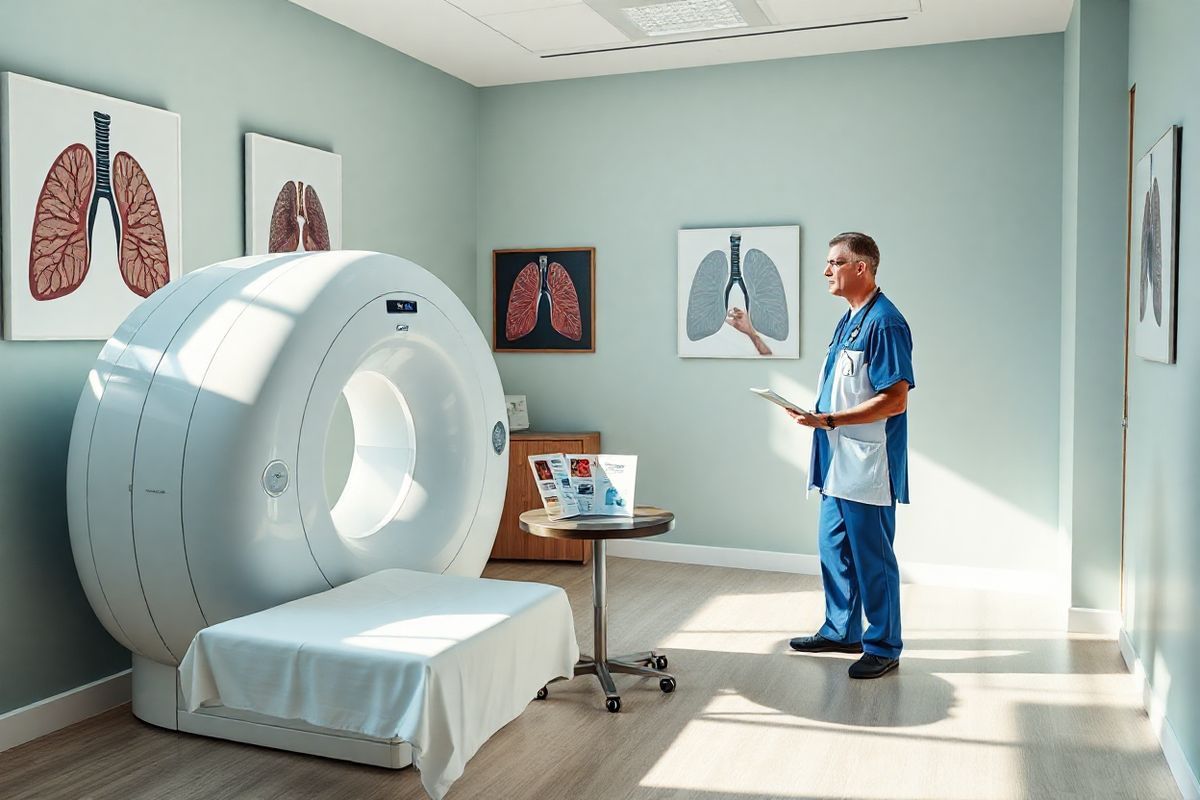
[654,655,668,670]
[536,686,549,701]
[659,677,676,694]
[606,697,621,713]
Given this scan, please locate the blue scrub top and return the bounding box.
[810,291,915,504]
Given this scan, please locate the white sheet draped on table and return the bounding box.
[180,568,579,799]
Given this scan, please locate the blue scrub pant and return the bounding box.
[816,493,903,659]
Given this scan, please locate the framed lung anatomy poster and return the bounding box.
[678,225,799,358]
[493,247,594,353]
[1,73,181,340]
[1132,126,1181,364]
[245,133,341,256]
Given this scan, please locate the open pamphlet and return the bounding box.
[750,387,812,415]
[528,454,637,520]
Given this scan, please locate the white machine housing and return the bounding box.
[66,251,509,765]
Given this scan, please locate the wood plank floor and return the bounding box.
[0,558,1180,799]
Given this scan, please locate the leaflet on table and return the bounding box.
[528,453,637,518]
[528,454,580,520]
[565,454,637,517]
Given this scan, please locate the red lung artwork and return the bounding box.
[506,261,541,340]
[28,112,170,301]
[504,255,582,342]
[268,180,331,253]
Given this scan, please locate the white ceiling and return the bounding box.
[289,0,1074,87]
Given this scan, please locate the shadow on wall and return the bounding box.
[763,366,1061,583]
[0,339,132,713]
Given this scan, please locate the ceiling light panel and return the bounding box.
[585,0,769,41]
[622,0,746,37]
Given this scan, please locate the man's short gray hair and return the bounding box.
[829,232,880,274]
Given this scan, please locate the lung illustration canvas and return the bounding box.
[2,73,181,340]
[1132,126,1180,364]
[30,112,170,301]
[494,247,594,352]
[1139,164,1161,326]
[268,180,331,253]
[506,254,583,342]
[678,226,799,358]
[246,133,341,256]
[686,233,788,342]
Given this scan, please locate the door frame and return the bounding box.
[1119,83,1135,616]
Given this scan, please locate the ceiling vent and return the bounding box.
[590,0,770,39]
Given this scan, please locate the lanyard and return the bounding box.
[845,289,882,344]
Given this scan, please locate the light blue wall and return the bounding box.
[1124,0,1200,787]
[477,36,1065,581]
[1059,0,1128,613]
[0,0,478,716]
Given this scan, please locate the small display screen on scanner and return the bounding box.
[386,300,418,314]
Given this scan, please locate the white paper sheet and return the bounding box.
[179,569,579,799]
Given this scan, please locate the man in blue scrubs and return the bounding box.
[786,232,914,680]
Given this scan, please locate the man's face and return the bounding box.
[824,243,865,298]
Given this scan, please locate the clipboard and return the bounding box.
[750,387,813,416]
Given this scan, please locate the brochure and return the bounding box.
[528,453,637,519]
[528,453,579,520]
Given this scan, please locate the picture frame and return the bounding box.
[493,247,595,353]
[1,72,182,340]
[677,225,800,358]
[504,395,530,431]
[1132,125,1182,364]
[245,133,342,256]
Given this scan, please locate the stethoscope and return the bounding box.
[838,289,883,376]
[846,289,883,344]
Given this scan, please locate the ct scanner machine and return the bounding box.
[66,251,579,798]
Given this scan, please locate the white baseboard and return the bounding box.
[605,538,1060,595]
[606,538,821,575]
[1119,629,1200,800]
[1067,606,1122,636]
[0,669,132,754]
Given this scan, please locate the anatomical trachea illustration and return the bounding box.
[29,111,170,300]
[686,233,788,342]
[269,180,331,253]
[505,254,583,341]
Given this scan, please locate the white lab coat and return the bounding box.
[815,347,893,507]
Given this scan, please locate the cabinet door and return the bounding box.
[493,437,591,562]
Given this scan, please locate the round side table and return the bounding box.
[519,506,675,713]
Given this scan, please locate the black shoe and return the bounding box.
[788,634,864,654]
[848,653,899,679]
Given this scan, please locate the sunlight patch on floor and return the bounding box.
[637,697,1026,800]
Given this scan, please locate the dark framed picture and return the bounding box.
[493,247,595,352]
[1132,125,1182,363]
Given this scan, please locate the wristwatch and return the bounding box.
[825,414,836,430]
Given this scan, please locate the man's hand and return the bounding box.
[790,383,909,431]
[786,408,827,429]
[725,308,773,356]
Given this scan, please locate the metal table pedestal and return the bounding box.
[519,506,676,713]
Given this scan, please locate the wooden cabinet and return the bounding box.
[491,431,600,563]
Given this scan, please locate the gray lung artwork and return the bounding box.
[685,233,788,342]
[1139,154,1162,327]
